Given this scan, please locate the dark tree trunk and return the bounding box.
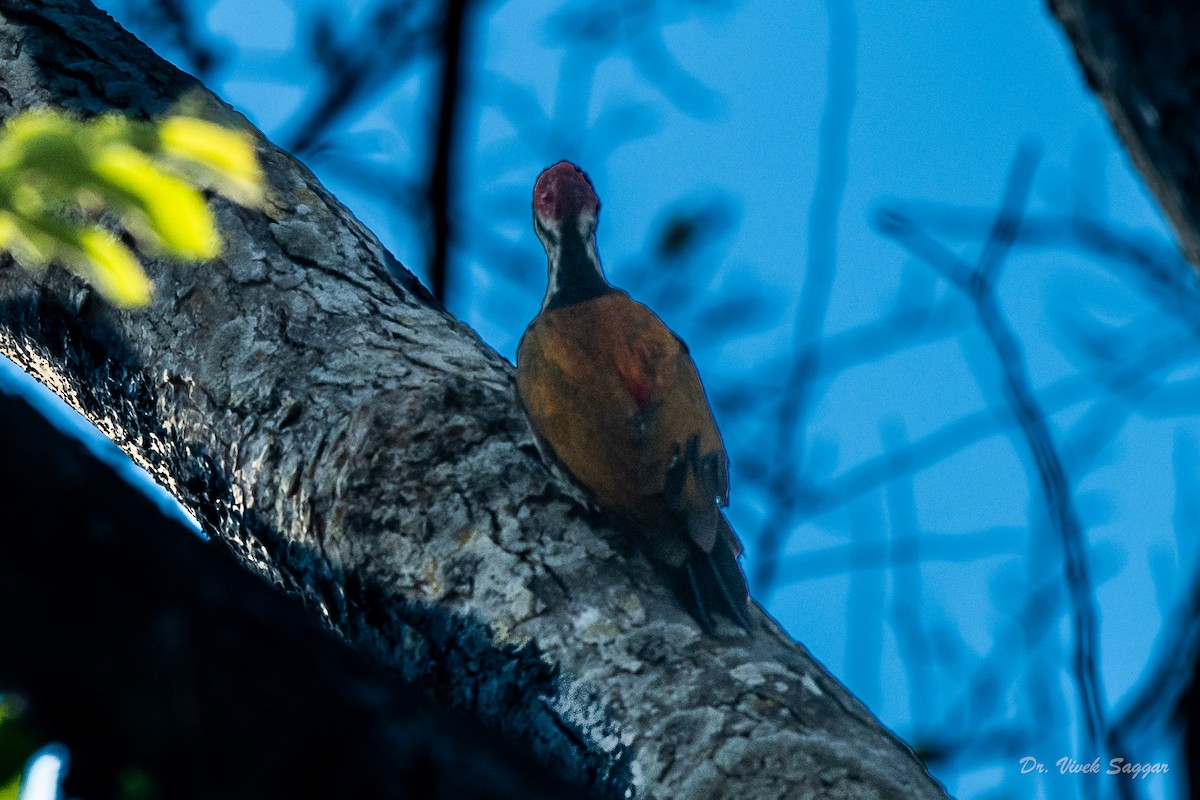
[1050,0,1200,268]
[0,384,582,800]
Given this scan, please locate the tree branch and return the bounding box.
[426,0,474,304]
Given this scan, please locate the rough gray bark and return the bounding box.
[1049,0,1200,268]
[0,2,945,798]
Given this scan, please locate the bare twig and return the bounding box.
[882,423,941,756]
[753,0,858,595]
[875,203,1200,333]
[772,527,1020,583]
[783,340,1176,520]
[880,145,1108,756]
[1106,439,1200,750]
[285,1,437,157]
[110,0,223,78]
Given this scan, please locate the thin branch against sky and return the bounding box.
[881,145,1108,755]
[753,0,857,596]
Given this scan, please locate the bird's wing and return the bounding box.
[625,324,748,629]
[613,305,730,553]
[517,306,648,512]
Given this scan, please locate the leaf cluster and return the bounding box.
[0,109,264,307]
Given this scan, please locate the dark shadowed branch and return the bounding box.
[426,0,476,304]
[0,381,584,800]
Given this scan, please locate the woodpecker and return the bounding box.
[516,161,751,633]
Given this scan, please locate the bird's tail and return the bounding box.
[675,514,751,634]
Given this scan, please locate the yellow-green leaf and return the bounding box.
[158,116,264,207]
[72,228,154,307]
[0,107,265,308]
[2,111,82,171]
[0,213,16,251]
[0,212,57,270]
[0,771,18,800]
[90,144,220,259]
[0,697,34,798]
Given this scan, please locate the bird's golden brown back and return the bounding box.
[517,291,727,564]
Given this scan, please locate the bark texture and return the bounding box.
[0,3,945,798]
[1049,0,1200,267]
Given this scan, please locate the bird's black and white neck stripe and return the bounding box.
[537,211,614,311]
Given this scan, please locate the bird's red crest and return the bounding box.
[534,161,599,222]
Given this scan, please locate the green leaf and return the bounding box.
[0,772,18,800]
[0,698,38,792]
[0,107,266,309]
[157,116,264,207]
[72,228,155,308]
[0,210,58,269]
[90,144,220,259]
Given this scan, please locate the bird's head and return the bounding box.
[531,161,610,310]
[533,161,600,251]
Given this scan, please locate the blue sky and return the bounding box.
[6,0,1189,796]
